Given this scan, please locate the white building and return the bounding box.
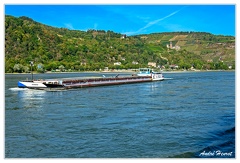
[132,61,139,65]
[148,62,157,67]
[114,62,121,66]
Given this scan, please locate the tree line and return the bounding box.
[5,15,235,73]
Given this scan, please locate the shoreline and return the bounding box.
[5,69,235,75]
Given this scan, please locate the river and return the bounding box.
[5,71,235,158]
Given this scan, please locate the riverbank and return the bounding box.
[5,69,235,75]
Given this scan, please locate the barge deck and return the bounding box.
[63,75,152,89]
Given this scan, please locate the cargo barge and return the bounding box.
[18,68,164,90]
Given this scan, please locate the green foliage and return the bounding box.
[13,63,29,73]
[5,15,235,73]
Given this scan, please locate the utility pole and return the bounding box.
[30,61,34,81]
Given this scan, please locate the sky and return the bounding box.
[4,4,235,36]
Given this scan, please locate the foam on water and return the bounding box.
[9,87,29,91]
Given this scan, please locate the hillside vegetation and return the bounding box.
[5,15,235,73]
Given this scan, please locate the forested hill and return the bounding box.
[5,15,235,73]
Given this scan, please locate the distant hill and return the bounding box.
[5,15,235,73]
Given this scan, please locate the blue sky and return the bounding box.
[5,5,235,36]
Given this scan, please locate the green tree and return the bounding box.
[59,65,65,72]
[13,64,24,73]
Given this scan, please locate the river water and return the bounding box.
[5,71,235,158]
